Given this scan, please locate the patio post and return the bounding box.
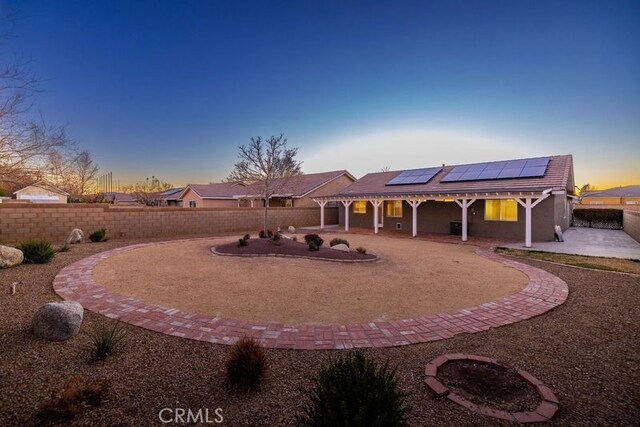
[408,200,423,237]
[455,198,476,242]
[318,200,328,229]
[370,199,383,234]
[341,200,353,231]
[516,190,551,248]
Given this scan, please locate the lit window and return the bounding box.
[353,200,367,214]
[485,199,518,222]
[189,200,197,208]
[385,200,403,217]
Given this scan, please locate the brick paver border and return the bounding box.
[52,237,569,350]
[424,353,559,422]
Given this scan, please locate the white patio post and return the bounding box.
[341,200,353,231]
[515,192,549,248]
[370,199,383,234]
[455,198,476,242]
[408,200,423,237]
[317,200,328,230]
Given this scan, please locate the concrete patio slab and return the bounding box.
[503,228,640,260]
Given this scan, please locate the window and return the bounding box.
[625,201,638,205]
[353,200,367,214]
[485,199,518,222]
[385,200,403,217]
[189,201,197,208]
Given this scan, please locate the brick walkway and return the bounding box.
[52,238,569,350]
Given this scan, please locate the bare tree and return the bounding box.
[123,176,173,206]
[380,166,391,172]
[71,150,100,198]
[227,134,302,233]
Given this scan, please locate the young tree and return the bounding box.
[227,134,302,233]
[71,150,100,198]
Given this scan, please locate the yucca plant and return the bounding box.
[86,321,127,361]
[225,336,268,391]
[297,351,410,427]
[16,239,56,264]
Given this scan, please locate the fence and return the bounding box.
[572,208,623,229]
[0,204,337,244]
[623,211,640,243]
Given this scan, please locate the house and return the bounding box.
[179,170,356,208]
[159,188,184,206]
[580,185,640,206]
[13,183,69,203]
[313,155,575,247]
[103,192,138,206]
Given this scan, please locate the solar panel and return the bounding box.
[386,167,442,186]
[441,157,550,182]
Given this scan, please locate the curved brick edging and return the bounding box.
[52,238,569,350]
[424,354,559,423]
[210,246,380,263]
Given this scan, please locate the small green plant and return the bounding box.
[297,351,410,426]
[329,238,350,248]
[271,231,282,243]
[58,244,71,253]
[238,238,248,247]
[356,247,367,255]
[308,241,320,252]
[86,321,127,361]
[16,240,56,264]
[304,233,324,247]
[243,233,251,241]
[89,228,107,242]
[259,229,273,239]
[225,336,269,391]
[37,375,109,423]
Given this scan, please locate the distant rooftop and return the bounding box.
[583,185,640,198]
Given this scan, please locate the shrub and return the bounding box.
[308,241,320,252]
[329,238,350,248]
[243,233,251,241]
[271,232,282,242]
[89,228,107,242]
[258,229,273,239]
[355,247,367,255]
[58,244,71,253]
[292,236,298,242]
[37,375,109,423]
[86,321,127,361]
[304,233,324,247]
[238,238,248,247]
[297,351,410,427]
[225,336,268,391]
[16,240,56,264]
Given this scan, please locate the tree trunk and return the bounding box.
[263,197,269,233]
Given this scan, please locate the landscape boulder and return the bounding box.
[66,228,85,244]
[288,225,296,233]
[330,243,350,253]
[0,245,24,268]
[32,301,84,341]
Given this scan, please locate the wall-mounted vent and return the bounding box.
[396,222,402,230]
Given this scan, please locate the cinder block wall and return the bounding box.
[0,204,338,244]
[623,211,640,243]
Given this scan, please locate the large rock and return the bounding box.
[288,225,296,233]
[32,301,84,341]
[66,228,84,244]
[330,243,350,253]
[0,245,24,268]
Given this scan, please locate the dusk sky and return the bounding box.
[5,0,639,188]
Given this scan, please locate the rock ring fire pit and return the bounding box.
[424,354,559,423]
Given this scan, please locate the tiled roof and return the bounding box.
[239,170,354,198]
[329,155,573,198]
[103,192,137,203]
[160,188,184,200]
[183,182,246,199]
[583,185,640,198]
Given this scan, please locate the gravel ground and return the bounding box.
[1,235,639,426]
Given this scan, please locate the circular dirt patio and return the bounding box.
[53,234,569,349]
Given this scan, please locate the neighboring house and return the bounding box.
[314,155,575,247]
[179,170,356,208]
[103,192,139,206]
[580,185,640,206]
[13,183,69,203]
[159,188,184,207]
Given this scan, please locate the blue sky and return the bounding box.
[4,0,639,188]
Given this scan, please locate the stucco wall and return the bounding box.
[0,204,337,244]
[180,188,238,208]
[623,211,640,243]
[339,195,563,241]
[15,186,67,203]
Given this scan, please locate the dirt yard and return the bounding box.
[91,234,528,323]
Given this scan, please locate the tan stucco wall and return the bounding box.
[623,211,640,243]
[180,188,238,208]
[294,174,356,208]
